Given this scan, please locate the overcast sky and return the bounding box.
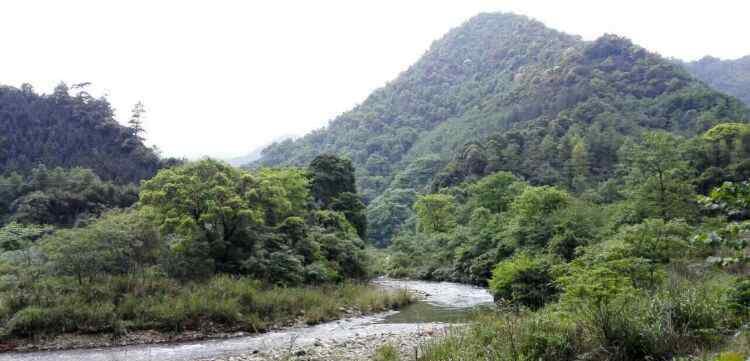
[1,1,748,159]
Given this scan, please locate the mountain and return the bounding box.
[681,55,750,105]
[255,13,749,244]
[0,83,171,183]
[225,134,297,167]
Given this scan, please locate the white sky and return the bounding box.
[1,1,748,159]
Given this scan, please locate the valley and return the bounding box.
[2,8,750,361]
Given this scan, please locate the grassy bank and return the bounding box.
[414,269,746,361]
[0,274,412,341]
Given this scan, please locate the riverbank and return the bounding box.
[0,279,492,361]
[0,278,412,353]
[0,313,451,361]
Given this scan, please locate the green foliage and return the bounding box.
[0,166,139,227]
[489,252,557,309]
[139,158,368,284]
[414,194,456,234]
[140,159,264,275]
[0,222,53,252]
[728,277,750,317]
[621,131,697,221]
[706,181,750,218]
[682,55,750,106]
[509,186,570,248]
[0,83,172,184]
[42,209,161,284]
[547,200,606,260]
[714,352,747,361]
[0,275,412,338]
[256,13,748,247]
[367,188,416,246]
[421,275,730,361]
[255,167,311,224]
[556,240,660,307]
[373,344,400,361]
[618,218,691,264]
[308,155,367,238]
[330,192,367,239]
[309,154,356,207]
[464,171,524,213]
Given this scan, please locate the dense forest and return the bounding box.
[0,83,178,183]
[0,81,404,342]
[0,154,408,341]
[682,55,750,106]
[254,13,749,246]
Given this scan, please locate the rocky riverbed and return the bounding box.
[200,324,450,361]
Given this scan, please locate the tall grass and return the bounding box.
[418,273,734,361]
[373,344,401,361]
[0,275,412,339]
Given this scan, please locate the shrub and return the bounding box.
[373,344,400,361]
[489,252,557,309]
[728,277,750,317]
[6,301,114,336]
[578,281,727,361]
[419,309,582,361]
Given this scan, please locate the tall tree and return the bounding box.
[622,132,696,221]
[414,193,456,234]
[129,101,146,140]
[308,154,356,207]
[139,159,264,275]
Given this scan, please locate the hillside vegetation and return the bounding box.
[0,83,174,183]
[683,55,750,106]
[0,155,402,342]
[255,13,749,245]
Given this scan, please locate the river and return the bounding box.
[0,278,493,361]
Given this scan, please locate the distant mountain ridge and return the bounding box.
[681,55,750,105]
[0,83,169,183]
[226,134,297,167]
[254,12,749,243]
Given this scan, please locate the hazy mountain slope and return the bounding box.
[257,13,582,201]
[0,83,165,183]
[228,134,296,167]
[682,55,750,105]
[256,13,749,244]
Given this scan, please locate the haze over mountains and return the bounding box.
[682,55,750,106]
[225,134,297,166]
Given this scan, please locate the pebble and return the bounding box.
[197,325,448,361]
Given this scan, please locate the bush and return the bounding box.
[419,309,582,361]
[729,277,750,317]
[579,281,728,360]
[373,344,400,361]
[489,252,557,309]
[6,300,114,337]
[421,275,729,361]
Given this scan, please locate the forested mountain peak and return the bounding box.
[257,12,581,190]
[255,12,748,244]
[0,83,170,184]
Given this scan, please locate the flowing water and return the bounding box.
[0,278,494,361]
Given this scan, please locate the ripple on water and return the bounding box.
[373,278,495,324]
